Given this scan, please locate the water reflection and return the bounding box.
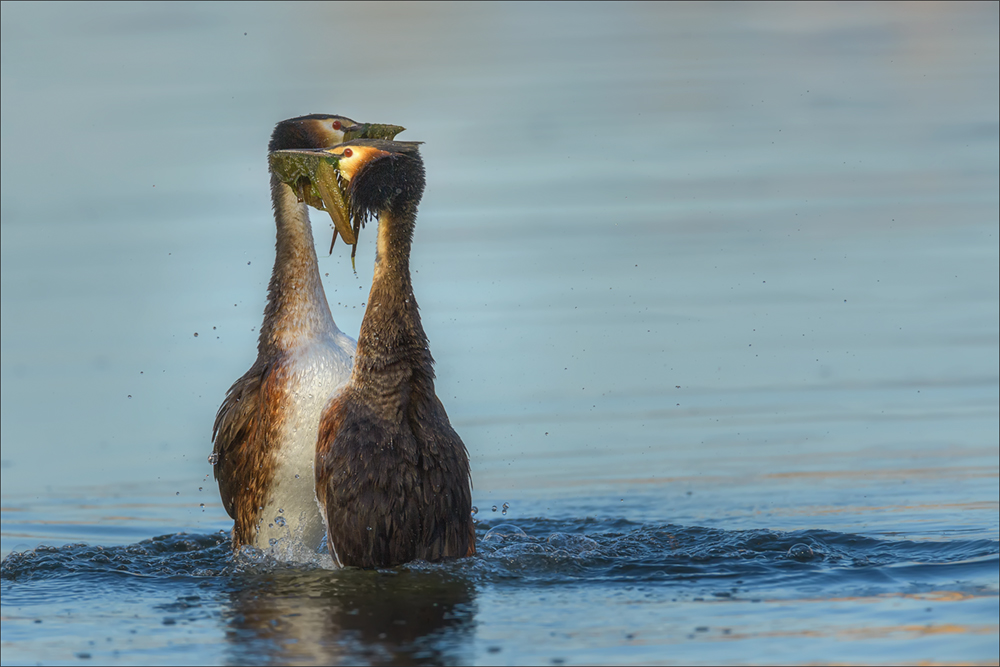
[222,569,476,666]
[1,522,995,664]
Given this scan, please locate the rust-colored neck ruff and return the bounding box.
[258,174,338,353]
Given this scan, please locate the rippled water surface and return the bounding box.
[2,3,998,665]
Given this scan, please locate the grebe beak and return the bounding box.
[342,123,405,141]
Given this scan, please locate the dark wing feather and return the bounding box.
[211,362,266,520]
[409,393,475,562]
[317,394,405,568]
[317,389,473,568]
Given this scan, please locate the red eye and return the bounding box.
[332,120,342,130]
[343,148,353,157]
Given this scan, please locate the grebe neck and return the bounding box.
[352,206,432,389]
[257,173,338,353]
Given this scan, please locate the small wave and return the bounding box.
[1,531,232,581]
[474,518,993,569]
[3,519,997,600]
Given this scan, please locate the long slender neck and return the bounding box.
[353,204,433,381]
[257,173,339,354]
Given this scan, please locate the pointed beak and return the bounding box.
[342,123,405,141]
[268,149,355,245]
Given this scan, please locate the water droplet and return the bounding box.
[278,508,284,513]
[492,505,498,512]
[471,506,478,515]
[208,453,219,466]
[294,474,300,479]
[269,538,278,547]
[787,543,815,561]
[275,517,287,527]
[175,491,180,496]
[199,503,205,510]
[548,532,599,553]
[482,524,528,542]
[502,502,510,510]
[193,332,198,337]
[127,395,132,399]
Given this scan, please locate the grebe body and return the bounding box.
[298,141,475,568]
[211,116,403,557]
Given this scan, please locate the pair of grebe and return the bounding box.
[211,115,474,568]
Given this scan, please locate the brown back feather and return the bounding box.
[211,359,280,546]
[316,383,473,568]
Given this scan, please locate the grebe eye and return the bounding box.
[343,148,353,157]
[332,120,342,130]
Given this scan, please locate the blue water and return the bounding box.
[3,520,997,665]
[2,2,998,665]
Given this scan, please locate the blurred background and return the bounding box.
[2,4,998,664]
[1,1,997,544]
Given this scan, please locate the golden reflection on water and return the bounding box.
[764,469,999,481]
[771,501,1000,517]
[534,467,997,489]
[716,622,998,642]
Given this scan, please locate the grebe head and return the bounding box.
[326,140,425,225]
[268,114,405,152]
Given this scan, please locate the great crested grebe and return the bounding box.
[211,115,403,555]
[268,140,474,568]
